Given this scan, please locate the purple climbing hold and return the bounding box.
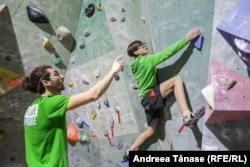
[26,5,49,23]
[81,75,90,85]
[110,16,116,22]
[76,117,84,128]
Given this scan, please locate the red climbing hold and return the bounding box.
[8,76,23,87]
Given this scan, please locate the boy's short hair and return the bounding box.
[127,40,144,57]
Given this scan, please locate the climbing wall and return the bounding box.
[1,0,250,167]
[202,0,250,150]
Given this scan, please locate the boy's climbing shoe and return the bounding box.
[123,150,129,161]
[183,106,205,128]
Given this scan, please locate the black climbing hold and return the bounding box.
[26,5,49,23]
[85,4,95,17]
[5,55,12,61]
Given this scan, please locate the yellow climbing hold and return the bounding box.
[90,111,97,120]
[43,37,54,49]
[68,81,74,87]
[0,130,5,140]
[96,3,101,11]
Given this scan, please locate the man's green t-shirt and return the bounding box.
[130,38,189,101]
[24,95,70,167]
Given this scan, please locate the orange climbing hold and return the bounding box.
[67,122,78,142]
[91,132,96,137]
[8,76,23,87]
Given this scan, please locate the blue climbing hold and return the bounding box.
[85,4,95,17]
[114,74,120,81]
[103,99,109,107]
[192,34,204,51]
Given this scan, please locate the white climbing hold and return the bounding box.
[56,26,70,41]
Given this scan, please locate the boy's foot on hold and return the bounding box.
[123,150,129,161]
[183,106,205,129]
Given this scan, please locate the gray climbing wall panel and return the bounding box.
[1,0,250,167]
[68,0,115,70]
[147,0,215,150]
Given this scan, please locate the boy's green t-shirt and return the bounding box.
[24,95,70,167]
[130,38,189,101]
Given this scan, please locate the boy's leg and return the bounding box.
[123,125,156,160]
[129,125,156,151]
[159,75,189,113]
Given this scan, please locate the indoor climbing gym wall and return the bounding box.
[1,0,250,167]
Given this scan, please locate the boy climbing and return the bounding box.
[124,28,203,160]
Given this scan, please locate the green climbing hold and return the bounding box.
[53,56,61,65]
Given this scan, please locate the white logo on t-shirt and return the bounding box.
[24,104,38,126]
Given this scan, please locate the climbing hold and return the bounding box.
[141,16,146,23]
[96,3,101,11]
[0,5,6,14]
[114,106,120,113]
[103,99,109,107]
[43,37,54,49]
[76,117,84,128]
[131,82,138,89]
[26,5,49,23]
[0,130,5,140]
[78,134,87,141]
[103,129,112,146]
[79,43,85,49]
[81,75,90,85]
[8,76,23,87]
[192,34,204,51]
[120,17,125,22]
[121,8,126,12]
[110,16,116,22]
[67,122,78,142]
[5,55,12,61]
[83,29,91,37]
[96,102,101,109]
[78,134,90,143]
[94,69,100,78]
[91,132,96,137]
[114,106,121,124]
[110,116,114,137]
[214,72,237,90]
[234,38,250,54]
[53,56,61,65]
[90,111,97,120]
[68,82,74,87]
[56,26,70,41]
[117,142,123,150]
[85,4,95,17]
[76,117,90,127]
[114,74,120,81]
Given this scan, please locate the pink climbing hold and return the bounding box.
[103,129,112,146]
[81,75,90,85]
[110,16,116,22]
